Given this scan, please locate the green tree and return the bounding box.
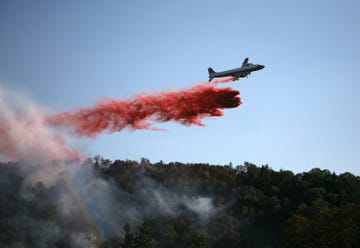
[190,232,209,248]
[283,204,360,247]
[136,221,153,248]
[121,223,136,248]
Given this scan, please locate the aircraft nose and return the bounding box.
[258,65,265,70]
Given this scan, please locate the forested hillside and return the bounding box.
[0,159,359,247]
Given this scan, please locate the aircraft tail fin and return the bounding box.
[242,57,249,67]
[208,67,216,81]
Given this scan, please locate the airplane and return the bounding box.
[208,58,265,81]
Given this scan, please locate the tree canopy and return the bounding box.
[0,159,359,247]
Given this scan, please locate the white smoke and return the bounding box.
[0,86,79,165]
[183,196,215,218]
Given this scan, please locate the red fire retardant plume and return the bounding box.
[48,79,241,137]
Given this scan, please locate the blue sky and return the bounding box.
[1,1,360,174]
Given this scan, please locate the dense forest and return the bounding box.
[0,158,359,247]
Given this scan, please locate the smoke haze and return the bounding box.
[0,86,79,163]
[0,159,225,247]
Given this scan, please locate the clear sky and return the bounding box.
[1,0,360,174]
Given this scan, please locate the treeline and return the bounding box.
[0,158,360,247]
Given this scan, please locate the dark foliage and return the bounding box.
[0,159,359,247]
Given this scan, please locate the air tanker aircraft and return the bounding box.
[208,58,264,81]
